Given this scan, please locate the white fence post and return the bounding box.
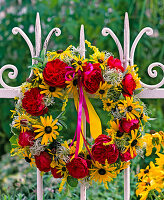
[0,11,164,200]
[79,24,87,200]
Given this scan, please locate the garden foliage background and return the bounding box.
[0,0,163,199]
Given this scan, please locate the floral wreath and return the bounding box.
[10,40,150,191]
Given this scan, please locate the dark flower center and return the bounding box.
[99,90,105,94]
[73,79,78,86]
[71,59,75,64]
[149,130,156,135]
[146,182,151,186]
[98,169,106,175]
[77,61,82,65]
[25,157,31,163]
[106,103,111,106]
[127,106,133,112]
[45,126,52,133]
[62,167,66,172]
[144,169,149,174]
[87,155,91,160]
[49,86,56,92]
[57,49,63,54]
[116,131,123,137]
[111,107,117,112]
[131,139,138,147]
[140,113,143,120]
[98,59,103,63]
[51,148,56,154]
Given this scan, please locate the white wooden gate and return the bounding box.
[0,12,164,200]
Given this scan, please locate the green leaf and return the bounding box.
[67,176,78,187]
[9,135,18,147]
[32,57,43,63]
[134,88,143,95]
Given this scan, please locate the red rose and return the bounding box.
[35,151,51,172]
[122,73,136,97]
[18,130,35,147]
[82,63,104,94]
[107,56,124,72]
[22,88,48,116]
[92,134,119,164]
[51,167,63,178]
[119,149,136,161]
[66,157,89,179]
[43,59,69,88]
[95,134,111,144]
[119,118,139,133]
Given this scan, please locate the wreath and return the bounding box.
[10,41,149,191]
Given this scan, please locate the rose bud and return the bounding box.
[119,118,139,133]
[18,130,35,147]
[107,56,124,72]
[92,134,119,164]
[119,149,136,162]
[51,167,63,178]
[43,59,69,88]
[22,87,48,116]
[66,157,89,179]
[122,73,136,97]
[35,151,51,172]
[82,63,104,94]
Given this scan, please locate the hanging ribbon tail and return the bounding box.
[75,82,83,158]
[83,91,102,139]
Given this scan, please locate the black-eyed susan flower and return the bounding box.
[90,160,117,189]
[22,151,35,167]
[46,45,72,61]
[65,76,78,97]
[56,159,69,177]
[33,116,59,145]
[124,129,141,158]
[118,97,143,120]
[102,99,114,112]
[90,51,108,70]
[126,65,141,90]
[13,112,30,132]
[106,119,124,139]
[72,55,88,71]
[142,132,162,156]
[39,81,63,98]
[96,82,112,99]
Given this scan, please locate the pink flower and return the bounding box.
[107,56,124,72]
[119,118,139,133]
[122,73,136,97]
[119,149,136,161]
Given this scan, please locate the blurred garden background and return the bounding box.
[0,0,164,199]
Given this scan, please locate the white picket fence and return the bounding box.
[0,12,164,200]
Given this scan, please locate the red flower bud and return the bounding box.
[107,56,124,72]
[22,87,48,116]
[66,157,89,179]
[51,167,63,178]
[122,73,136,97]
[119,149,136,161]
[119,118,139,133]
[43,59,69,88]
[18,130,35,147]
[92,134,119,164]
[35,151,51,172]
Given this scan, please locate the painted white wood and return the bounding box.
[37,169,43,200]
[79,24,87,200]
[123,12,130,200]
